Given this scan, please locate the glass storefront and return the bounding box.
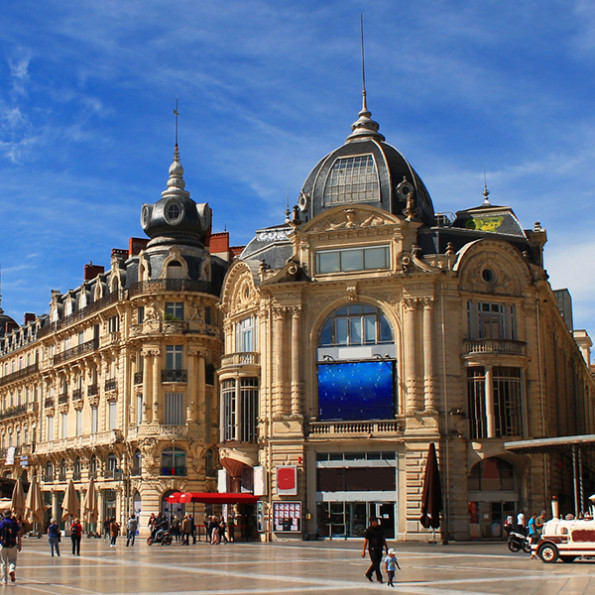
[316,501,395,539]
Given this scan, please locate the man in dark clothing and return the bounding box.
[361,517,388,583]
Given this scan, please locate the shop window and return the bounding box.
[221,377,258,442]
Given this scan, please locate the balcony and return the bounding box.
[44,398,55,409]
[134,372,143,385]
[161,369,187,383]
[52,339,99,365]
[463,339,527,356]
[220,352,260,367]
[42,474,54,482]
[73,471,81,481]
[0,363,39,387]
[104,378,117,392]
[309,419,404,438]
[129,278,218,297]
[0,404,27,421]
[58,393,69,405]
[72,388,83,401]
[87,384,98,397]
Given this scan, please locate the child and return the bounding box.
[385,548,401,587]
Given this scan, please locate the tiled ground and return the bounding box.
[5,536,595,594]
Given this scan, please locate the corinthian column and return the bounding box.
[422,298,437,411]
[290,306,302,416]
[141,349,153,423]
[152,348,162,424]
[186,345,199,424]
[273,307,287,416]
[403,298,422,413]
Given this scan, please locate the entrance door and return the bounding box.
[103,489,117,523]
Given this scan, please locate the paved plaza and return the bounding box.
[5,536,595,594]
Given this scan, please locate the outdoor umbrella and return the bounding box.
[82,477,98,525]
[11,479,25,518]
[62,479,80,522]
[24,475,46,526]
[420,442,443,530]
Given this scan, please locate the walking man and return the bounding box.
[362,517,388,583]
[126,514,138,547]
[0,510,22,584]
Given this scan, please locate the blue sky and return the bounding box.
[1,1,595,346]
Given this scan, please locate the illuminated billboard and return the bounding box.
[317,360,395,421]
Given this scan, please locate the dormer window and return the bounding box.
[323,154,380,205]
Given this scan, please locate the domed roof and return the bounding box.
[0,309,17,339]
[296,100,435,226]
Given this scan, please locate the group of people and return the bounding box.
[205,514,234,544]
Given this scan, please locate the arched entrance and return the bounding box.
[162,489,183,522]
[468,457,518,538]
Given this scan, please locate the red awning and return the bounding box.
[166,492,259,504]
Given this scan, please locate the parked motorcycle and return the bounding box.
[507,529,531,553]
[147,528,172,546]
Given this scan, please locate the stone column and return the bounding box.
[422,298,437,411]
[290,306,302,416]
[403,298,421,413]
[273,307,287,416]
[485,365,495,438]
[186,345,199,424]
[152,348,162,425]
[141,349,153,423]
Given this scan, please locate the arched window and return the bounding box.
[45,461,54,482]
[90,455,98,478]
[132,449,142,476]
[59,459,67,481]
[107,453,118,478]
[161,448,186,476]
[468,458,516,492]
[74,457,82,480]
[319,304,392,348]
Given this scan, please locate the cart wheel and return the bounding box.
[538,543,558,563]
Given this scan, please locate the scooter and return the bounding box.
[507,529,531,553]
[147,528,172,546]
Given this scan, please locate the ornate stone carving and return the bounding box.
[309,208,392,232]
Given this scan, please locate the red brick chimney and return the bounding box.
[84,262,104,280]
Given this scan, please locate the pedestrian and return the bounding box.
[0,510,22,584]
[126,514,138,547]
[103,517,111,540]
[189,514,196,544]
[385,548,401,587]
[109,517,120,547]
[70,518,82,556]
[47,518,61,557]
[219,516,228,544]
[361,517,387,583]
[210,516,220,545]
[148,512,156,535]
[516,511,527,535]
[171,515,180,542]
[227,515,235,542]
[181,514,191,545]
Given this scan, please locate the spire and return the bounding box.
[482,171,491,206]
[346,15,385,142]
[162,102,190,200]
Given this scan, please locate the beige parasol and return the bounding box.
[11,479,26,518]
[24,475,46,525]
[61,479,80,522]
[82,477,98,525]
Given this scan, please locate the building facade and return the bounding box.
[217,97,595,540]
[0,146,231,529]
[1,95,594,541]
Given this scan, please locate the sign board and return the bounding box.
[273,501,301,533]
[276,466,297,496]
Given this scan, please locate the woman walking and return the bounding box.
[109,517,120,547]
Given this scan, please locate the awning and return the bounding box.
[166,492,260,504]
[504,434,595,454]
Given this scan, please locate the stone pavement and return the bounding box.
[5,536,595,594]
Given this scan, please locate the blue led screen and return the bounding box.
[317,360,395,421]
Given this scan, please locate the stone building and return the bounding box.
[1,92,594,541]
[0,146,232,528]
[216,94,595,540]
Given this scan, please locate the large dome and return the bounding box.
[296,101,435,226]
